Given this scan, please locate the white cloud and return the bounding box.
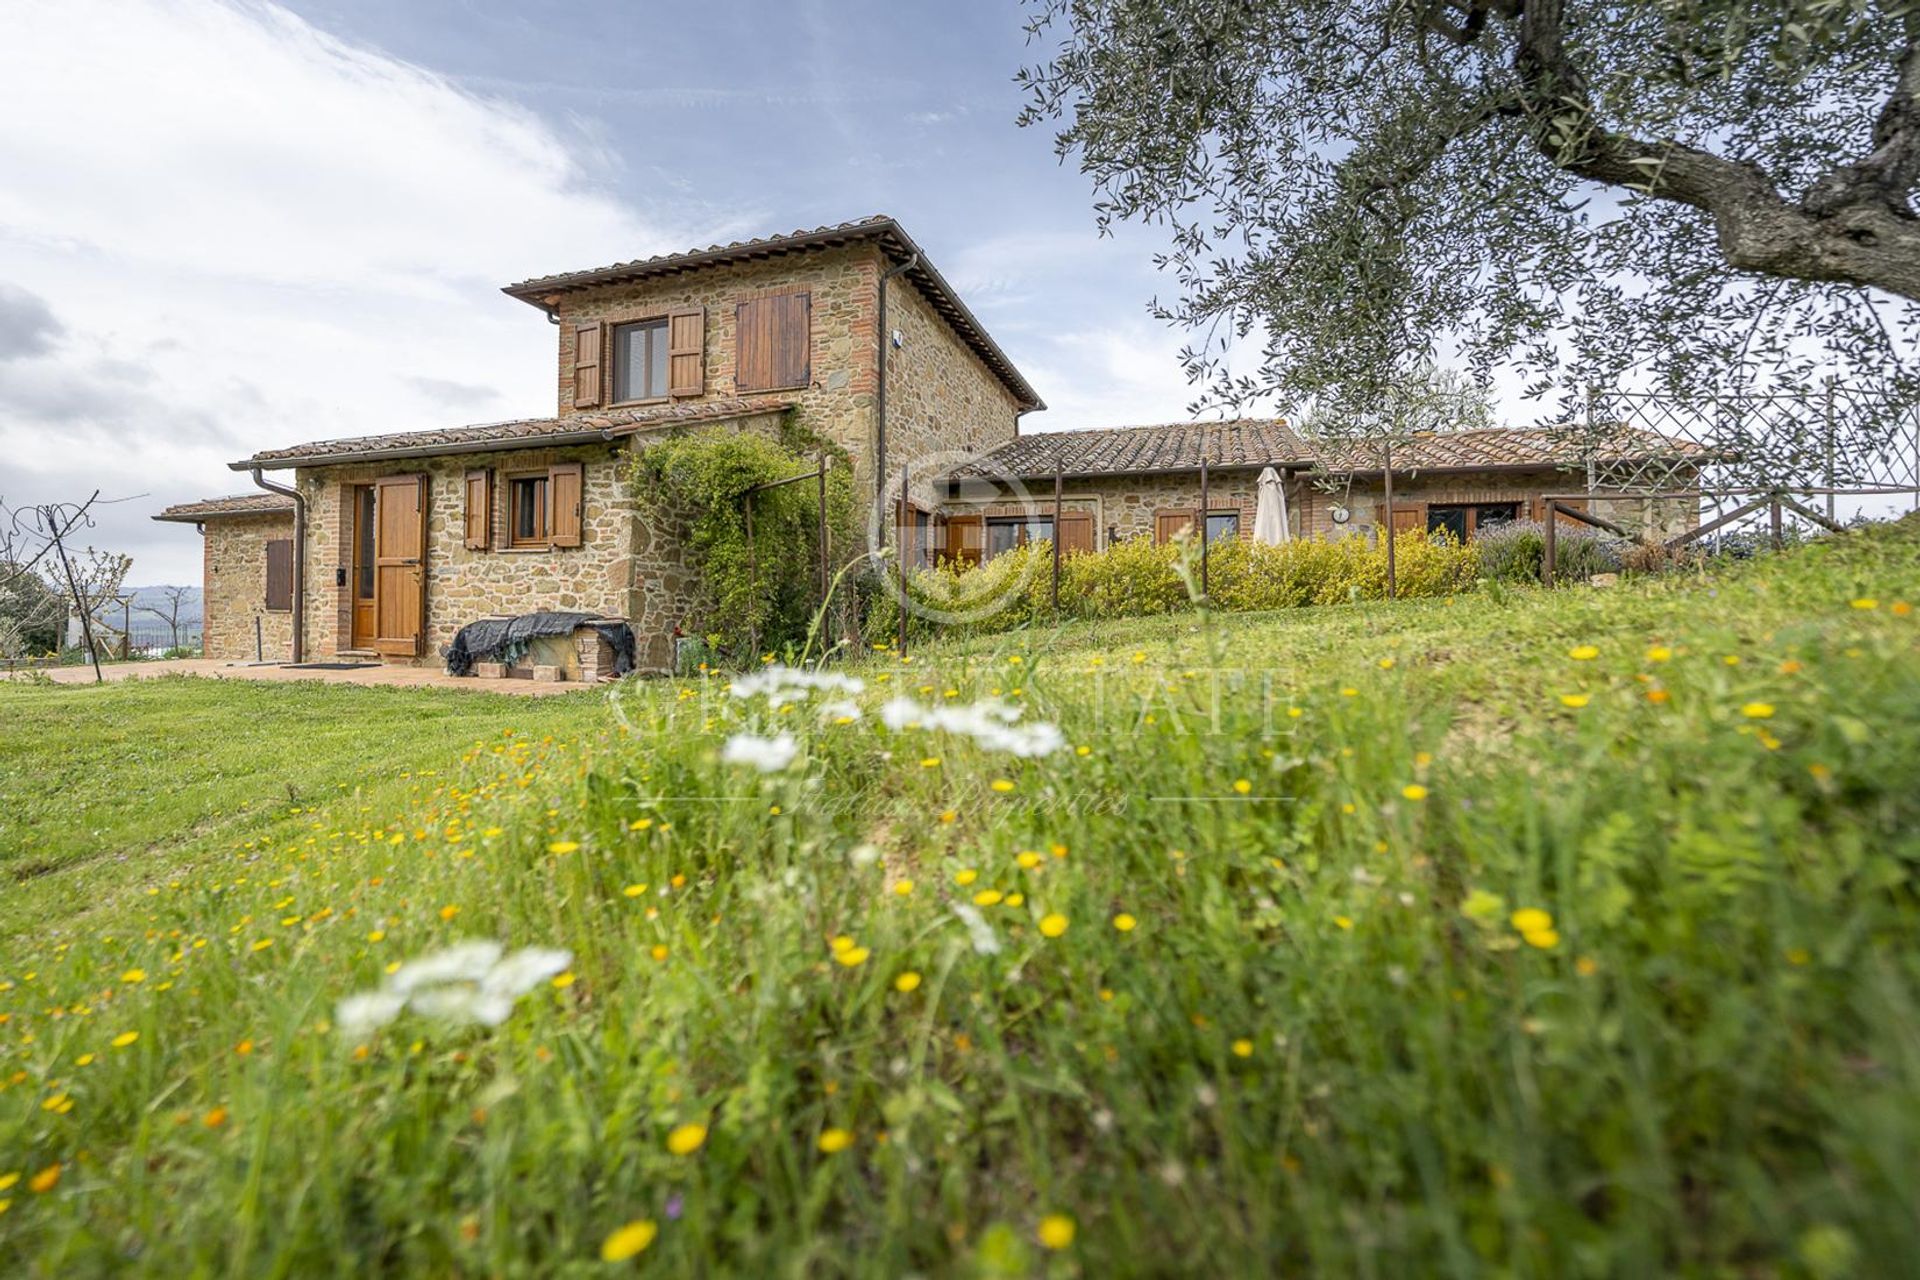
[1020,319,1283,433]
[0,0,674,583]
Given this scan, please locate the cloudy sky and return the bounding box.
[0,0,1245,585]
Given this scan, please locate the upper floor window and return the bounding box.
[611,318,670,404]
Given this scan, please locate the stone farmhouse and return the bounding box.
[157,215,1696,675]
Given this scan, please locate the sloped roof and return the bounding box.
[501,215,1044,412]
[230,397,795,471]
[952,420,1705,481]
[153,493,296,523]
[1311,425,1712,473]
[951,419,1306,480]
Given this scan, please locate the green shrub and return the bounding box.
[630,428,855,658]
[866,527,1479,639]
[1475,519,1628,583]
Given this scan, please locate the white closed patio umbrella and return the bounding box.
[1253,466,1290,545]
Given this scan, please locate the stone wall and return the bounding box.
[201,512,295,660]
[884,275,1022,512]
[295,442,637,665]
[552,246,882,495]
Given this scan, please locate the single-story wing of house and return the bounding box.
[154,215,1701,677]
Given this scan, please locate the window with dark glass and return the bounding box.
[1205,512,1239,543]
[354,487,375,600]
[611,318,670,403]
[510,475,548,547]
[985,517,1053,561]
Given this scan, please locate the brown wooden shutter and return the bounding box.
[1058,513,1094,556]
[734,292,811,392]
[572,322,603,408]
[1154,509,1196,544]
[463,468,492,550]
[1389,503,1427,532]
[667,306,704,397]
[942,514,983,567]
[547,462,584,547]
[264,539,293,611]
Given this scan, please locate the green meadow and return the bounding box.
[1,520,1917,1276]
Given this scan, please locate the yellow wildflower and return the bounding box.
[112,1031,140,1048]
[1038,1214,1076,1250]
[1510,908,1553,934]
[600,1220,658,1262]
[894,972,922,993]
[1401,783,1429,801]
[666,1123,708,1155]
[1112,913,1138,933]
[1039,913,1069,938]
[817,1128,853,1154]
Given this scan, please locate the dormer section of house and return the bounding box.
[500,215,1044,505]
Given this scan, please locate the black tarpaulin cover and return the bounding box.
[443,612,635,678]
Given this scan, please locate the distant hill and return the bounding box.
[122,584,202,625]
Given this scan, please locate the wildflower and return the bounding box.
[622,884,648,897]
[1645,645,1672,662]
[551,972,576,989]
[651,945,670,962]
[991,779,1016,793]
[894,972,922,993]
[0,1174,14,1191]
[972,889,1004,907]
[547,840,579,855]
[1232,1039,1253,1058]
[955,868,979,886]
[1522,928,1560,950]
[1575,956,1599,976]
[121,968,147,984]
[112,1031,140,1048]
[250,939,273,952]
[367,930,386,943]
[1741,702,1776,719]
[1017,851,1043,870]
[1569,645,1599,661]
[1334,915,1354,931]
[1039,913,1069,938]
[203,1106,229,1129]
[1112,913,1137,933]
[1460,889,1505,922]
[721,732,799,772]
[878,696,1064,757]
[1233,779,1252,795]
[729,664,864,702]
[1510,908,1553,934]
[818,1128,853,1154]
[1558,694,1590,708]
[1378,656,1396,669]
[28,1164,60,1193]
[337,941,572,1034]
[953,903,1001,955]
[832,945,870,967]
[1892,601,1912,617]
[1647,689,1670,704]
[1401,783,1428,801]
[1850,598,1878,610]
[438,905,460,922]
[666,1123,708,1155]
[600,1219,658,1262]
[1038,1213,1076,1249]
[892,879,914,897]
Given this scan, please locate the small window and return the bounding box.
[509,475,548,547]
[610,318,670,403]
[984,517,1052,561]
[912,510,932,569]
[1204,512,1239,543]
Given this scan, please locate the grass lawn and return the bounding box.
[1,521,1917,1275]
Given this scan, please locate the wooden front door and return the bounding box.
[373,474,427,657]
[349,485,378,650]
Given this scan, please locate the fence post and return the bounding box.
[1051,468,1063,612]
[896,463,909,657]
[1769,492,1783,550]
[816,455,829,609]
[1382,438,1397,600]
[1823,379,1837,523]
[745,491,757,659]
[1199,445,1211,602]
[1542,501,1557,588]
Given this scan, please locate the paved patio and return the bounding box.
[16,658,598,696]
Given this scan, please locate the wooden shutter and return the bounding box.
[1389,503,1426,533]
[667,306,705,397]
[1058,513,1095,556]
[943,514,983,567]
[463,468,492,550]
[572,322,603,408]
[1154,509,1196,544]
[547,462,584,548]
[264,539,293,611]
[734,292,811,392]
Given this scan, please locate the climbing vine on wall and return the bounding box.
[630,427,857,661]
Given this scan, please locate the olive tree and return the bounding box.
[1017,1,1920,423]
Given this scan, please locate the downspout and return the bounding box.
[249,465,305,663]
[875,252,918,519]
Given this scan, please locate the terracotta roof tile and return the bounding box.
[953,421,1703,481]
[952,419,1306,479]
[153,493,295,523]
[231,397,796,471]
[501,216,1043,412]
